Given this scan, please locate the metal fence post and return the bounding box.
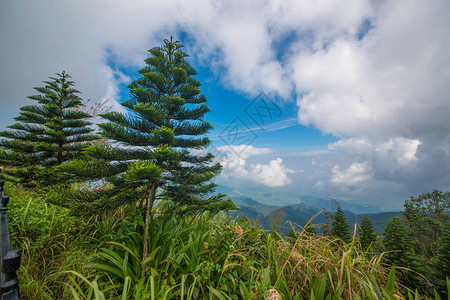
[0,180,20,300]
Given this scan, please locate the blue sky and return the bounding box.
[1,0,449,211]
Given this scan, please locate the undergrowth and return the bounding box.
[5,183,449,299]
[66,211,448,299]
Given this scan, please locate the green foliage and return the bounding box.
[403,190,450,257]
[67,211,448,299]
[303,221,317,235]
[7,182,448,299]
[383,216,414,267]
[331,204,351,243]
[287,225,297,240]
[438,222,450,279]
[4,40,449,300]
[402,190,450,295]
[5,183,97,298]
[125,161,163,183]
[288,221,315,242]
[0,71,97,190]
[359,214,377,250]
[74,212,355,297]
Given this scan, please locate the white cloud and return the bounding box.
[293,1,450,140]
[215,145,294,187]
[375,138,421,165]
[215,145,272,179]
[328,137,421,185]
[313,161,372,193]
[329,137,421,165]
[250,158,295,187]
[315,137,422,193]
[329,138,373,158]
[215,145,272,159]
[330,162,372,188]
[291,0,450,193]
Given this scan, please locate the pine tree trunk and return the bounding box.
[142,181,156,277]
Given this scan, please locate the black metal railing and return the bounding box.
[0,180,20,299]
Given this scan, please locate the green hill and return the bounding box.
[231,196,402,235]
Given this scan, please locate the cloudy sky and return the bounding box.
[1,0,449,211]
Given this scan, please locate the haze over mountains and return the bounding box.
[218,185,402,235]
[217,184,387,213]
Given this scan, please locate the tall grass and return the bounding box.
[7,183,447,299]
[67,212,419,299]
[6,183,106,299]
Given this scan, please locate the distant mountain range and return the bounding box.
[217,184,382,214]
[229,195,402,235]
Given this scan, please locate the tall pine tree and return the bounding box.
[0,71,97,189]
[358,214,376,250]
[331,204,351,243]
[54,37,235,215]
[383,216,422,289]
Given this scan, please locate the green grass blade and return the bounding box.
[386,267,395,293]
[207,286,232,300]
[121,276,131,300]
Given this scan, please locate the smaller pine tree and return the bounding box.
[303,221,316,235]
[0,71,97,189]
[383,216,414,267]
[383,216,422,288]
[288,221,315,241]
[358,215,376,250]
[331,204,351,243]
[288,227,297,240]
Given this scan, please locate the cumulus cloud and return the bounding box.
[291,0,450,193]
[313,161,372,194]
[326,137,421,188]
[329,137,421,166]
[216,145,294,187]
[329,138,373,158]
[214,145,272,179]
[293,1,450,140]
[250,158,295,187]
[215,145,273,159]
[330,162,372,188]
